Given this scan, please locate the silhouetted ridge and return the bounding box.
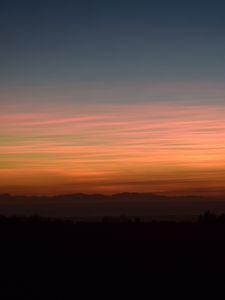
[0,192,167,201]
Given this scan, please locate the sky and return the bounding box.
[1,0,225,196]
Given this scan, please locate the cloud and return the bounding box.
[1,101,225,195]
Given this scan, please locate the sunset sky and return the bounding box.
[1,0,225,196]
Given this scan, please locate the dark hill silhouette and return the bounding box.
[0,192,225,220]
[0,211,225,300]
[0,213,224,298]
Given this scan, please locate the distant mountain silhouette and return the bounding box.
[0,191,216,202]
[0,192,204,200]
[0,192,225,219]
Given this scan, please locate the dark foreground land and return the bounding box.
[0,213,225,299]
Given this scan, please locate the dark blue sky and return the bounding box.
[1,0,225,94]
[1,1,225,197]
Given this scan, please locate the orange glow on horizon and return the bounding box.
[1,102,225,196]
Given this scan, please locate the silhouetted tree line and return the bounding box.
[0,210,225,226]
[198,210,225,223]
[0,211,225,299]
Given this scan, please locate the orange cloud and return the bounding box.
[1,102,225,196]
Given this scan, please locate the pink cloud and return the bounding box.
[1,102,225,195]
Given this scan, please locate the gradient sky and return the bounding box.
[1,0,225,196]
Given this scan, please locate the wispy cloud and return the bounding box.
[1,102,225,195]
